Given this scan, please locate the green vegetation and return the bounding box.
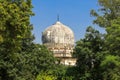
[0,0,120,80]
[36,70,57,80]
[73,0,120,80]
[0,0,56,80]
[73,26,105,80]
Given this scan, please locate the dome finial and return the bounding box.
[57,14,59,21]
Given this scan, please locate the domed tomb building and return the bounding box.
[42,21,76,66]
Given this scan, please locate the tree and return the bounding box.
[0,0,34,79]
[65,66,78,80]
[0,43,56,80]
[91,0,120,28]
[0,1,58,80]
[36,70,57,80]
[73,26,105,80]
[88,0,120,79]
[105,18,120,56]
[91,0,120,55]
[0,0,34,52]
[17,44,56,80]
[101,18,120,80]
[100,55,120,80]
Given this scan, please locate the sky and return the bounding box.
[30,0,105,44]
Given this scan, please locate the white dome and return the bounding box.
[42,21,74,48]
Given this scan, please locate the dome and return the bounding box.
[42,21,74,48]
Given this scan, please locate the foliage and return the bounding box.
[0,0,57,80]
[0,0,120,80]
[65,66,78,80]
[90,1,120,79]
[52,65,67,80]
[105,18,120,55]
[0,42,56,80]
[0,0,34,80]
[19,44,56,80]
[73,26,105,80]
[0,0,34,52]
[50,65,75,80]
[100,55,120,80]
[101,17,120,80]
[91,0,120,27]
[35,65,75,80]
[36,70,57,80]
[74,0,120,80]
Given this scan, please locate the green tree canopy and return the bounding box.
[36,70,57,80]
[0,0,34,52]
[17,44,56,80]
[0,0,34,79]
[91,0,120,27]
[73,26,105,80]
[105,18,120,55]
[0,0,57,80]
[100,55,120,80]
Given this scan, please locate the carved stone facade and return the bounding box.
[42,21,76,66]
